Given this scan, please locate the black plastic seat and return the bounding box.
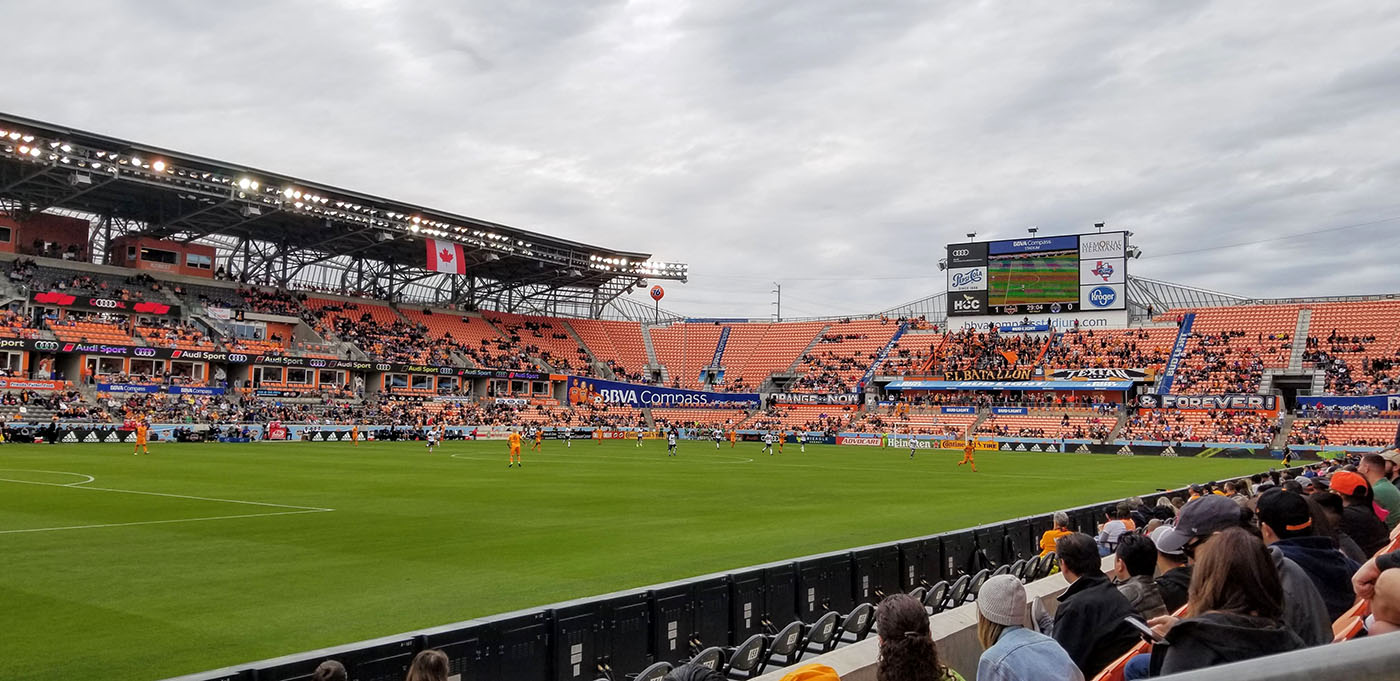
[632,662,673,681]
[908,585,927,603]
[834,602,876,646]
[724,633,767,679]
[1037,553,1058,580]
[923,580,949,613]
[761,620,806,671]
[803,610,841,655]
[991,563,1011,577]
[1021,555,1042,582]
[690,646,725,671]
[943,574,970,609]
[967,568,991,602]
[1008,559,1027,580]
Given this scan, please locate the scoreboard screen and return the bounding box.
[946,232,1127,317]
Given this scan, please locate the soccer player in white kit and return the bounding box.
[425,425,439,453]
[713,428,723,449]
[762,431,774,455]
[667,430,678,456]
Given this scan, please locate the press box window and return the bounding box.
[0,226,11,243]
[140,247,178,264]
[186,253,212,270]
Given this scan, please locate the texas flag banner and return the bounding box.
[426,239,467,274]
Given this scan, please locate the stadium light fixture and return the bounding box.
[1027,227,1038,236]
[151,160,166,172]
[1094,222,1105,232]
[966,232,976,242]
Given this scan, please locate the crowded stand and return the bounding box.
[1041,326,1176,374]
[1167,305,1298,394]
[976,411,1114,441]
[1290,417,1400,448]
[1120,409,1280,444]
[137,320,217,351]
[484,312,593,374]
[789,318,901,393]
[1303,300,1400,395]
[932,327,1050,375]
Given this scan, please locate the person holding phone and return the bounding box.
[1143,528,1305,676]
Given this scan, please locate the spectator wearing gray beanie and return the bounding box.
[976,575,1084,681]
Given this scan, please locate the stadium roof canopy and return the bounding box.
[0,113,687,319]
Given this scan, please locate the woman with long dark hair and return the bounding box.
[875,593,964,681]
[1149,528,1305,675]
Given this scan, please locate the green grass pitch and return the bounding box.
[0,440,1270,680]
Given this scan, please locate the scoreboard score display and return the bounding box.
[947,232,1127,317]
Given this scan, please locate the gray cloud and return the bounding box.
[5,0,1399,317]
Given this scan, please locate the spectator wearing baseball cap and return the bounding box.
[975,574,1083,681]
[1330,470,1390,556]
[1151,525,1191,612]
[1155,495,1331,646]
[1256,488,1360,621]
[1359,453,1400,530]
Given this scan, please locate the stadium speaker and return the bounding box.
[796,552,856,619]
[1002,519,1036,561]
[850,544,902,605]
[898,535,945,589]
[940,530,977,578]
[973,524,1007,568]
[1028,515,1054,556]
[651,583,697,664]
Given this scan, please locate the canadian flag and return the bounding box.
[426,239,466,274]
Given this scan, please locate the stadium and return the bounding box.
[1,103,1398,681]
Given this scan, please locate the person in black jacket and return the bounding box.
[1050,532,1140,677]
[1150,525,1191,612]
[1148,528,1305,675]
[1256,488,1360,621]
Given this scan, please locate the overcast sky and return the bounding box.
[7,1,1400,318]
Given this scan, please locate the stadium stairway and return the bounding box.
[1155,312,1195,394]
[1288,309,1312,371]
[1271,412,1296,451]
[641,323,668,384]
[1107,409,1130,441]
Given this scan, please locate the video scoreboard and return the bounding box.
[947,232,1127,317]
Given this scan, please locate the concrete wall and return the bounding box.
[752,557,1114,681]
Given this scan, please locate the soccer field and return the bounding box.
[0,440,1269,680]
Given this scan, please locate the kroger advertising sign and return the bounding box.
[567,376,759,409]
[947,266,988,292]
[1081,284,1123,310]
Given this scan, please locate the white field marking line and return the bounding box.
[0,509,330,535]
[0,469,95,486]
[0,476,335,512]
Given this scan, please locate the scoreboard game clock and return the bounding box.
[946,232,1127,317]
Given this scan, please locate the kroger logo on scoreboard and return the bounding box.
[947,266,987,292]
[1081,284,1123,310]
